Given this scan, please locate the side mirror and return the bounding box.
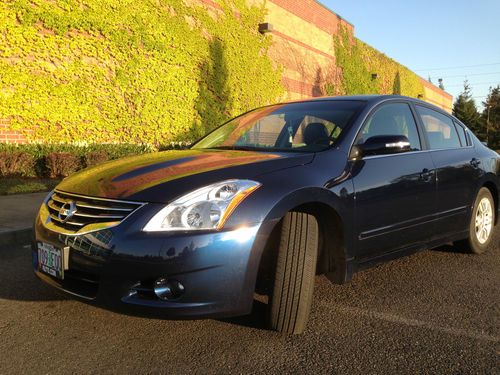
[351,135,412,159]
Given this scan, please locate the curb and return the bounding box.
[0,228,32,248]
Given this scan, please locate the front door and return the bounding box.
[352,102,437,258]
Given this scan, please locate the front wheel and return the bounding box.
[268,211,319,334]
[455,187,496,254]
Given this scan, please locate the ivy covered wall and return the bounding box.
[1,0,444,146]
[0,0,284,145]
[330,27,425,98]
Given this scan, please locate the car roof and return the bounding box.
[285,95,449,111]
[278,94,451,117]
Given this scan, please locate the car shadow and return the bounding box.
[0,243,271,330]
[0,243,67,302]
[217,300,268,330]
[90,298,270,331]
[430,243,467,253]
[431,230,499,253]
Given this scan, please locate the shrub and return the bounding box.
[45,152,81,178]
[0,151,35,177]
[158,141,193,151]
[84,152,109,168]
[0,143,157,176]
[0,143,192,178]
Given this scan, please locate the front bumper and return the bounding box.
[33,202,276,319]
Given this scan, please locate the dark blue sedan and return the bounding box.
[33,95,499,334]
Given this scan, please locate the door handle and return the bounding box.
[470,158,481,168]
[420,168,433,182]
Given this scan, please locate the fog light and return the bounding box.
[154,278,185,300]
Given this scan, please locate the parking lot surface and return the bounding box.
[0,231,498,374]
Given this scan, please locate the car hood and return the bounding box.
[56,149,314,203]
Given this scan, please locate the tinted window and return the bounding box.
[453,120,469,147]
[416,106,461,149]
[357,103,421,151]
[193,100,365,152]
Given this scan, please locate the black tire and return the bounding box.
[268,211,319,334]
[454,187,496,254]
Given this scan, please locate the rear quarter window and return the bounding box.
[453,120,469,147]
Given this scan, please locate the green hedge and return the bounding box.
[0,143,158,177]
[329,27,424,98]
[0,0,284,145]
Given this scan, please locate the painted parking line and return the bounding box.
[331,304,499,343]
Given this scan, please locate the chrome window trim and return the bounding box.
[429,145,474,151]
[362,150,428,160]
[362,145,474,160]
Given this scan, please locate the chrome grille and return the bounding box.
[46,190,144,233]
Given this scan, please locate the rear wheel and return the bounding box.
[268,211,319,334]
[454,187,495,254]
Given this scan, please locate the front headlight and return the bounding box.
[143,180,261,232]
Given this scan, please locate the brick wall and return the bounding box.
[268,0,354,35]
[0,120,27,144]
[420,78,453,112]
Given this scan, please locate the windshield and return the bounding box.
[192,100,365,152]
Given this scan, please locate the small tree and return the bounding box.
[438,78,445,90]
[482,85,500,150]
[453,81,483,138]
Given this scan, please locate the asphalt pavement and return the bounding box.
[0,192,47,246]
[0,192,47,233]
[0,231,498,374]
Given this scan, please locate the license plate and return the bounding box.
[37,242,64,280]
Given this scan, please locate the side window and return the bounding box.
[357,103,421,151]
[416,106,461,149]
[453,120,469,147]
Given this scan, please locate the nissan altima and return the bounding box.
[33,95,499,334]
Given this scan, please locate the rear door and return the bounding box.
[352,102,437,258]
[414,105,480,235]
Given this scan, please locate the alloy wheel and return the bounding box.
[475,197,493,244]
